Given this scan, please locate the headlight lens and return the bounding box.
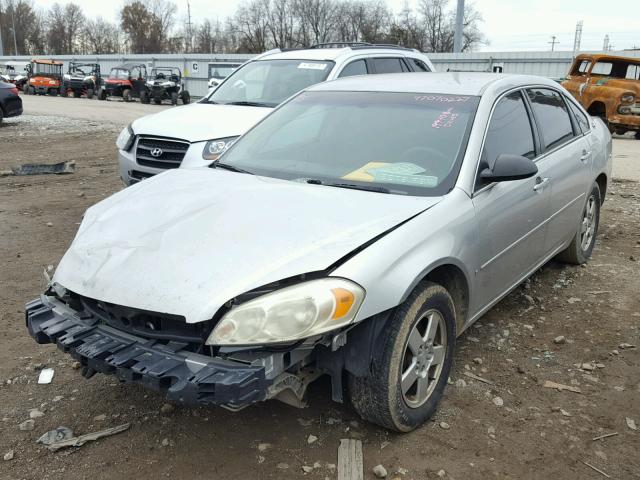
[206,278,365,346]
[116,124,135,151]
[620,93,635,104]
[202,136,239,161]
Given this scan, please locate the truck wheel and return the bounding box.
[556,182,601,265]
[181,91,191,105]
[170,92,179,105]
[122,89,131,102]
[348,281,456,432]
[87,88,94,99]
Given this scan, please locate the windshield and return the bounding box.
[109,69,129,80]
[205,59,334,107]
[220,91,479,196]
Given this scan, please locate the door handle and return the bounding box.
[580,150,592,163]
[533,177,549,192]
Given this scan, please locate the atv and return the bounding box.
[61,62,102,99]
[0,61,29,90]
[145,67,190,105]
[100,63,148,102]
[22,59,63,96]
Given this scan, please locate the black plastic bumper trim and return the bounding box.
[25,296,270,409]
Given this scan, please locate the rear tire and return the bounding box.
[49,89,58,96]
[170,92,178,105]
[556,182,601,265]
[122,89,131,102]
[181,91,191,104]
[0,107,4,124]
[140,90,149,104]
[154,96,162,105]
[22,84,29,94]
[87,88,94,99]
[348,281,456,432]
[99,90,107,101]
[28,86,35,95]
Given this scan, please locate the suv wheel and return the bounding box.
[348,281,456,432]
[556,182,601,264]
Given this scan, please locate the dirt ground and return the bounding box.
[0,100,639,480]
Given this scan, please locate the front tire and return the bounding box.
[122,89,131,102]
[181,91,190,104]
[348,282,456,432]
[556,182,601,264]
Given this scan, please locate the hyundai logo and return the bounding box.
[150,148,163,157]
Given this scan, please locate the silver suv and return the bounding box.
[116,43,435,185]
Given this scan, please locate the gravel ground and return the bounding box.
[0,97,639,480]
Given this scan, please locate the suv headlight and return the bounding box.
[116,124,135,151]
[202,136,239,161]
[620,93,635,104]
[206,278,365,346]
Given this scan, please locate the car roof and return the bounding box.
[261,46,422,62]
[575,53,640,65]
[307,72,562,96]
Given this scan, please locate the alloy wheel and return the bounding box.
[580,194,597,251]
[401,309,447,408]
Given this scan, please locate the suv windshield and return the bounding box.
[205,59,334,108]
[109,69,129,80]
[220,91,479,196]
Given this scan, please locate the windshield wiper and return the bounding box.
[212,161,254,175]
[305,179,392,194]
[224,101,272,108]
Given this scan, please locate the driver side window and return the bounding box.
[477,91,536,189]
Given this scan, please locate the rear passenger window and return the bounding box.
[338,60,368,78]
[482,91,536,171]
[527,88,574,150]
[410,59,431,72]
[373,58,407,74]
[566,99,590,133]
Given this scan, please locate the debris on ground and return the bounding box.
[307,434,318,444]
[338,438,363,480]
[373,464,388,478]
[18,420,35,431]
[160,403,175,414]
[43,423,130,451]
[37,368,54,384]
[37,427,74,445]
[553,335,566,344]
[462,371,494,385]
[8,161,76,176]
[592,432,618,441]
[626,417,637,431]
[3,450,14,461]
[439,421,450,430]
[618,343,636,350]
[581,460,611,478]
[542,380,582,393]
[492,397,504,407]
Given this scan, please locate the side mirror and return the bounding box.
[480,154,538,182]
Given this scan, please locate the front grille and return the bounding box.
[136,136,190,169]
[70,293,214,352]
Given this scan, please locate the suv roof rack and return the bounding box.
[308,42,414,52]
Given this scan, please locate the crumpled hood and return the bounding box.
[131,103,272,142]
[54,169,441,323]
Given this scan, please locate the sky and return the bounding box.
[30,0,640,52]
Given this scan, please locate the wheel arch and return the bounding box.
[587,100,607,119]
[595,172,607,204]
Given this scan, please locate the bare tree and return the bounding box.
[120,0,175,53]
[234,0,270,53]
[83,17,121,54]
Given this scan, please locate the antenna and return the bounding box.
[572,21,583,57]
[548,35,559,52]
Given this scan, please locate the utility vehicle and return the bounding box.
[145,67,190,105]
[62,62,102,99]
[23,59,63,96]
[100,63,147,102]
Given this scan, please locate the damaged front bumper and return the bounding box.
[25,296,272,410]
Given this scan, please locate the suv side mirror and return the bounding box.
[480,154,538,182]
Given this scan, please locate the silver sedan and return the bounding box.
[26,73,612,432]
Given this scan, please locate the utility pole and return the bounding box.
[11,6,17,55]
[548,35,559,52]
[453,0,464,53]
[0,5,4,56]
[603,34,609,51]
[186,0,193,53]
[572,20,583,57]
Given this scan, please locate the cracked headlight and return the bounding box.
[207,278,365,345]
[116,124,135,151]
[202,136,239,161]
